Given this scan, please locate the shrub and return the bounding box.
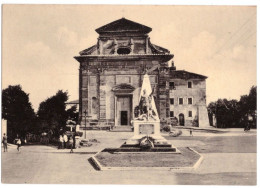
[75,131,83,137]
[160,118,168,130]
[162,125,172,132]
[169,129,182,137]
[192,116,199,127]
[170,117,178,126]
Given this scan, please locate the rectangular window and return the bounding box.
[188,111,192,117]
[170,111,174,117]
[169,82,175,87]
[179,98,183,105]
[170,98,174,105]
[169,81,175,89]
[188,81,192,88]
[188,98,193,105]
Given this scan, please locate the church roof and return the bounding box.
[79,45,97,55]
[149,40,170,54]
[78,42,170,56]
[95,17,152,34]
[170,70,207,80]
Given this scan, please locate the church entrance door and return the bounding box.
[116,96,132,126]
[120,111,128,125]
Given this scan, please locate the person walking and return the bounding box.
[58,135,63,149]
[69,136,74,153]
[190,128,193,136]
[2,133,8,152]
[63,134,68,149]
[16,138,21,152]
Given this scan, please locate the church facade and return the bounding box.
[74,18,210,129]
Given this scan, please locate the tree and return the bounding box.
[208,86,257,128]
[66,105,79,124]
[37,90,68,136]
[2,85,36,140]
[239,86,257,128]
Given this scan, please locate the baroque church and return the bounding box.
[74,18,210,129]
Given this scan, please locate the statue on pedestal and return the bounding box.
[135,74,159,121]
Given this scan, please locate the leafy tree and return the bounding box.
[66,105,79,124]
[2,85,36,140]
[239,86,257,128]
[37,90,68,136]
[208,86,257,128]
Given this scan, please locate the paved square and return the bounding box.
[1,129,256,185]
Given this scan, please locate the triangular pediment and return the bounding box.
[95,18,152,34]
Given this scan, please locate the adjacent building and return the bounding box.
[74,18,210,129]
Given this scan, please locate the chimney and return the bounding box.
[170,61,176,71]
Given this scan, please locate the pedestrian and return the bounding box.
[58,135,63,149]
[17,138,21,152]
[190,128,193,136]
[69,136,74,153]
[63,134,68,149]
[2,133,8,152]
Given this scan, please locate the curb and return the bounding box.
[90,147,203,171]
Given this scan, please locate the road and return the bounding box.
[1,129,256,184]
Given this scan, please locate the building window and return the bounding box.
[170,111,174,117]
[117,47,131,55]
[179,98,183,105]
[188,81,192,88]
[169,81,175,89]
[188,98,193,105]
[91,97,98,114]
[170,98,174,105]
[188,111,192,117]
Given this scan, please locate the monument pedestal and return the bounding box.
[124,120,176,148]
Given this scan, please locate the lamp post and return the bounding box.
[83,109,87,139]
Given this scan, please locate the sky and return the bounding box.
[2,5,257,111]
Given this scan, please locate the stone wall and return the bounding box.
[79,59,161,126]
[167,79,209,127]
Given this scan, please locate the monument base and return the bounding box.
[123,120,177,151]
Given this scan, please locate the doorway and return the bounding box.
[179,113,185,126]
[116,96,132,126]
[121,111,128,125]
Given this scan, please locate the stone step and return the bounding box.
[110,126,133,132]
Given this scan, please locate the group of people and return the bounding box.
[2,132,76,153]
[2,134,24,152]
[58,134,75,153]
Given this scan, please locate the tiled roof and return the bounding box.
[149,41,170,54]
[95,18,152,34]
[79,45,97,55]
[66,99,79,104]
[170,70,207,79]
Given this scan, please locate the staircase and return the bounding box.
[110,126,133,132]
